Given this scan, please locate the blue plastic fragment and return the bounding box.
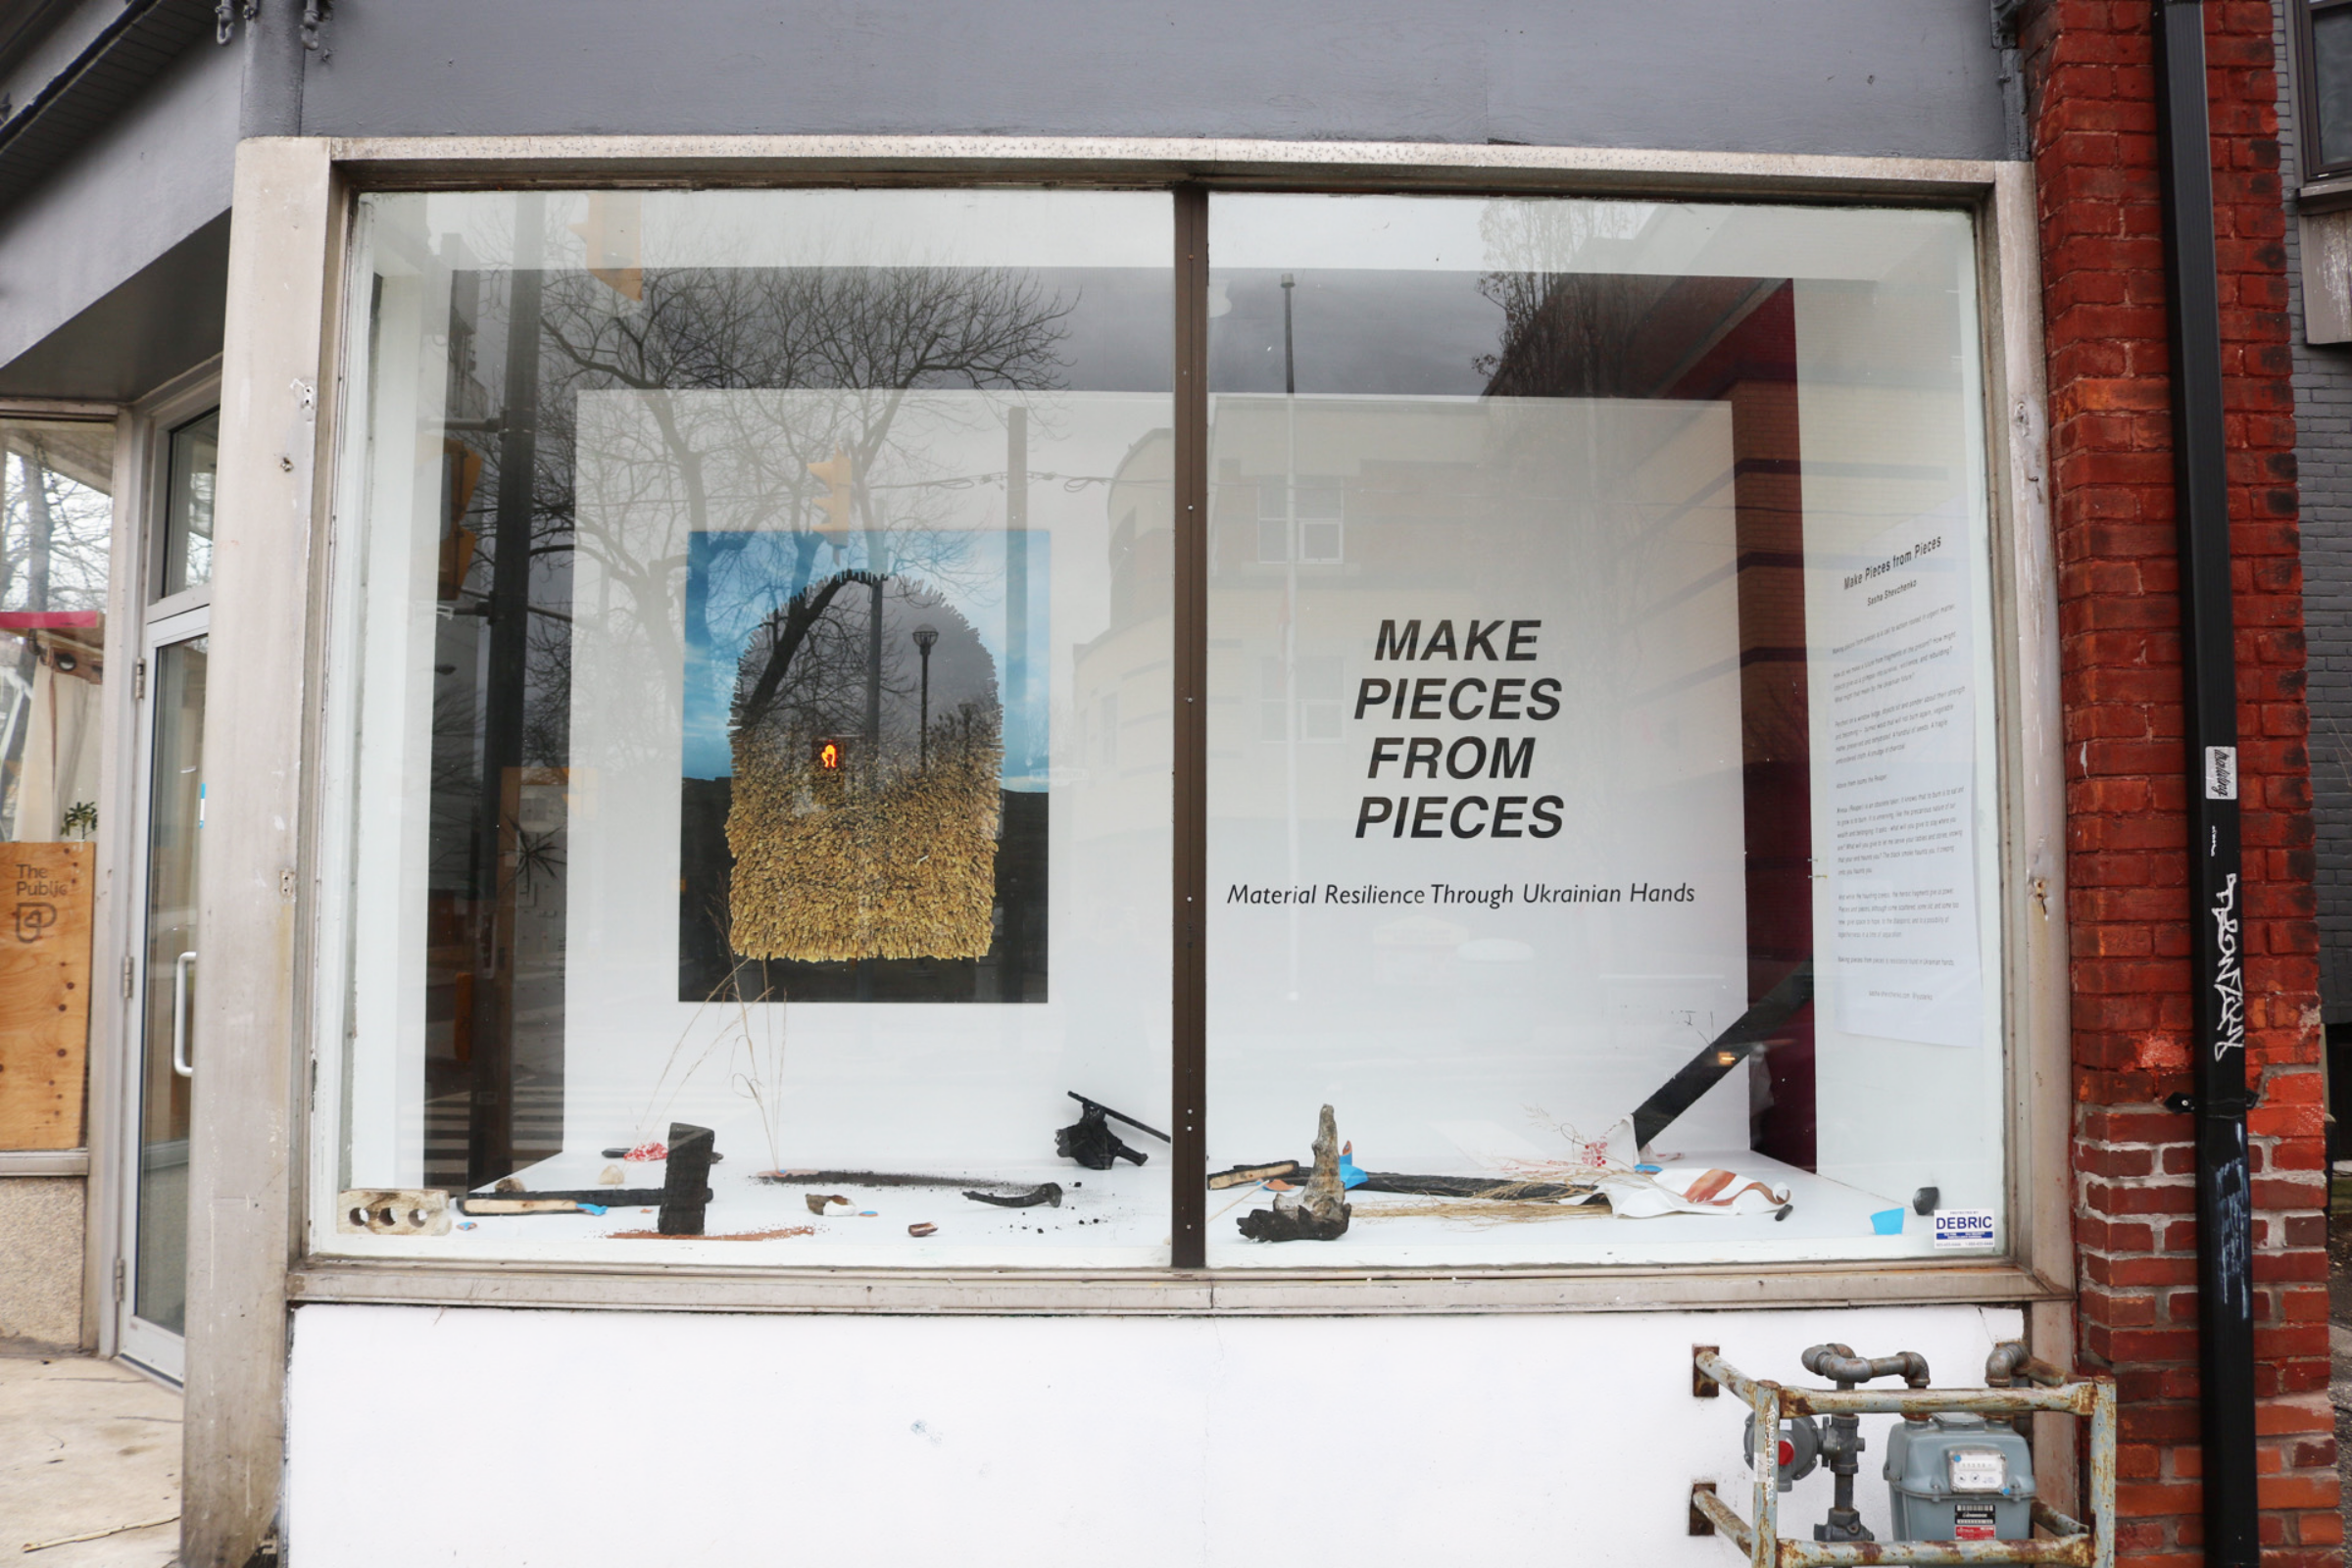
[457,1221,476,1231]
[1636,1163,1662,1174]
[578,1203,608,1216]
[1336,1149,1367,1190]
[858,1210,878,1216]
[1869,1207,1904,1236]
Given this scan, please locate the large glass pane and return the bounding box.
[1203,195,2003,1267]
[0,418,113,846]
[135,635,204,1333]
[158,411,218,597]
[328,190,1174,1263]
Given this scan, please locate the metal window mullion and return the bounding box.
[1170,185,1209,1269]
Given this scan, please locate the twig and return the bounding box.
[25,1514,179,1551]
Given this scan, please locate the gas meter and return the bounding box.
[1688,1341,2105,1564]
[1883,1410,2035,1543]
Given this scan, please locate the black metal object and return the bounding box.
[2151,5,2258,1561]
[657,1123,716,1236]
[1067,1092,1170,1145]
[1056,1102,1152,1169]
[1353,1173,1589,1200]
[1629,960,1813,1152]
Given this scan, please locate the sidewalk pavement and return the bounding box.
[0,1355,179,1566]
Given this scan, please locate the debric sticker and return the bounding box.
[1933,1208,1997,1250]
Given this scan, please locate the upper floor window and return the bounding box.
[2298,0,2352,181]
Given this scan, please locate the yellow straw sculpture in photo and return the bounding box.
[726,708,1002,962]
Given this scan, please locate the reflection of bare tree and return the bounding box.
[484,260,1074,796]
[0,434,112,615]
[733,568,887,742]
[545,264,1070,628]
[1468,203,1772,808]
[1,431,114,834]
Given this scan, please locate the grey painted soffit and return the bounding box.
[0,0,214,215]
[0,1,81,80]
[0,209,226,399]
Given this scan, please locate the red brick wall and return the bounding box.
[2019,0,2332,1560]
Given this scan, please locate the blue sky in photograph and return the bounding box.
[680,528,1050,789]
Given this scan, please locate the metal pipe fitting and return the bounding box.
[1801,1343,1932,1390]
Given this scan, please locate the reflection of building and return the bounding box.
[1070,428,1175,848]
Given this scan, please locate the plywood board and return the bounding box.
[0,843,92,1150]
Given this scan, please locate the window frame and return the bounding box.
[2295,0,2352,188]
[192,136,2064,1322]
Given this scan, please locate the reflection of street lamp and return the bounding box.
[1279,272,1299,1002]
[911,623,939,766]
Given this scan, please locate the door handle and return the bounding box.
[172,950,197,1078]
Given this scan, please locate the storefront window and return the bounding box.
[0,418,112,845]
[325,189,1175,1259]
[1204,195,2002,1266]
[322,184,2005,1271]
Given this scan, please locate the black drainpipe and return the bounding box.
[2151,1,2257,1561]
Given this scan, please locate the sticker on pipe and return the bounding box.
[1932,1208,1996,1250]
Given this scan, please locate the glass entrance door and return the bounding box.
[117,403,216,1379]
[119,620,204,1375]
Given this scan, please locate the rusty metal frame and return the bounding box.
[1689,1349,2114,1568]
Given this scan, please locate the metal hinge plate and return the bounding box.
[113,1256,124,1301]
[132,659,146,701]
[121,954,133,1000]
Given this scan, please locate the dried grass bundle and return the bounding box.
[727,713,1002,962]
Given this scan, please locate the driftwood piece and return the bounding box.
[961,1183,1063,1208]
[1237,1106,1351,1243]
[1207,1161,1298,1190]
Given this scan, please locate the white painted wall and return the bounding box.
[286,1300,2024,1566]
